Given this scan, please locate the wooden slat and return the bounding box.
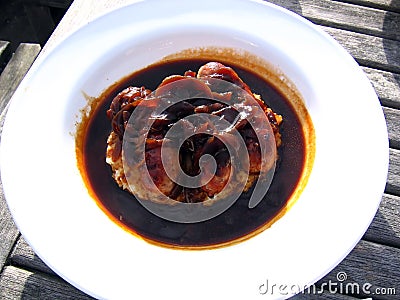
[0,181,19,274]
[318,240,400,299]
[293,291,360,299]
[8,238,370,300]
[8,240,378,300]
[9,196,399,297]
[10,237,55,276]
[387,148,400,195]
[269,0,400,41]
[321,25,400,73]
[362,67,400,109]
[0,43,41,115]
[364,193,400,247]
[268,1,400,73]
[0,43,41,276]
[384,107,400,149]
[0,266,94,299]
[335,0,400,13]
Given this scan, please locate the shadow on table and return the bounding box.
[364,195,400,247]
[21,270,94,300]
[9,237,93,299]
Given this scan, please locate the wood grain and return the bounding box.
[35,0,400,75]
[0,43,41,114]
[0,180,19,274]
[336,0,400,12]
[387,148,400,195]
[319,240,400,299]
[293,291,361,299]
[384,107,400,149]
[269,0,400,40]
[364,193,400,247]
[321,25,400,73]
[10,237,55,276]
[0,266,94,300]
[362,67,400,109]
[0,43,41,277]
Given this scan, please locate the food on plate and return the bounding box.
[105,62,283,204]
[77,56,313,248]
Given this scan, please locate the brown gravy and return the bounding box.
[77,58,312,249]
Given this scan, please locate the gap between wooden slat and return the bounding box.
[364,193,400,248]
[334,0,400,13]
[266,1,400,74]
[384,107,400,150]
[0,179,20,274]
[362,67,400,109]
[10,236,55,276]
[320,25,400,74]
[387,148,400,196]
[268,0,400,41]
[0,266,94,299]
[285,287,361,299]
[317,239,400,300]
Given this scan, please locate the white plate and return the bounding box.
[0,0,388,299]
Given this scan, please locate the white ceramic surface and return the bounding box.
[0,0,388,299]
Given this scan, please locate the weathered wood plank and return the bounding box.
[268,1,400,105]
[336,0,400,13]
[0,266,94,299]
[0,180,19,274]
[384,107,400,149]
[387,148,400,195]
[318,240,400,299]
[0,43,41,115]
[293,289,362,299]
[364,193,400,247]
[10,237,55,276]
[362,67,400,109]
[0,43,41,278]
[321,25,400,74]
[269,0,400,41]
[8,194,399,298]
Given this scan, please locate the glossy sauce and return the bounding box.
[79,59,307,248]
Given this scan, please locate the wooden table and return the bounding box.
[0,0,399,299]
